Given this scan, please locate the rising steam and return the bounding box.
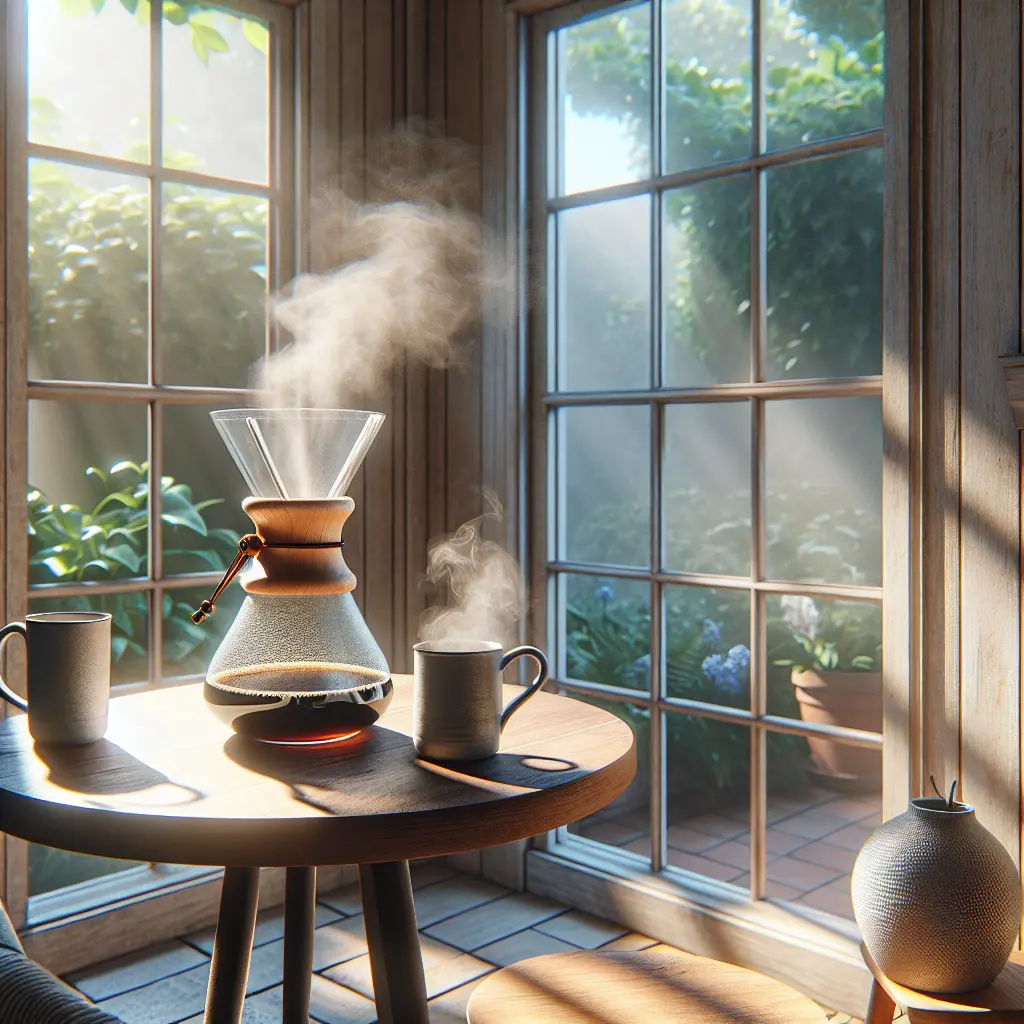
[255,125,525,646]
[262,125,504,408]
[419,493,526,649]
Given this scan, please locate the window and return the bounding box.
[6,0,295,916]
[532,0,883,923]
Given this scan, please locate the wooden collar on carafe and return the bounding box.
[192,498,357,623]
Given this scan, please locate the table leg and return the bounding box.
[282,867,316,1024]
[359,860,429,1024]
[865,979,896,1024]
[204,867,260,1024]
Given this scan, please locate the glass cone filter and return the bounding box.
[211,408,385,499]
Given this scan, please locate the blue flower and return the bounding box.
[596,585,615,603]
[702,654,724,680]
[702,619,722,646]
[727,644,750,670]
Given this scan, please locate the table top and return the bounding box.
[0,678,634,867]
[863,944,1024,1014]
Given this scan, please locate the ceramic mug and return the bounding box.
[0,612,112,745]
[413,640,549,760]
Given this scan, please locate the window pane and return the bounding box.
[557,406,650,568]
[764,396,882,585]
[663,402,750,576]
[163,584,243,681]
[29,400,149,587]
[666,714,748,891]
[558,574,650,692]
[766,731,880,917]
[663,176,751,386]
[765,0,884,151]
[663,0,752,174]
[162,405,249,576]
[556,197,651,392]
[557,3,651,196]
[29,843,141,899]
[766,594,881,724]
[665,586,749,710]
[28,0,149,160]
[567,693,650,858]
[29,594,149,689]
[29,161,149,384]
[163,6,271,183]
[159,185,268,387]
[766,150,882,380]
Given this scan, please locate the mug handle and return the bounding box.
[0,623,28,712]
[498,646,549,732]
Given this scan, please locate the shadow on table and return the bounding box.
[34,738,203,805]
[222,726,583,816]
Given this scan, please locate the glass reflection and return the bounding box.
[764,397,882,585]
[557,405,651,568]
[557,3,652,195]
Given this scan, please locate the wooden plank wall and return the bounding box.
[891,0,1022,865]
[305,0,516,676]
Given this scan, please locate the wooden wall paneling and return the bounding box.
[339,0,368,615]
[404,0,431,661]
[4,0,29,929]
[0,0,8,906]
[427,0,448,545]
[920,0,960,799]
[479,0,528,891]
[390,0,410,670]
[481,0,512,547]
[441,0,487,880]
[444,0,485,539]
[882,0,916,821]
[363,0,397,664]
[307,0,342,258]
[958,0,1021,865]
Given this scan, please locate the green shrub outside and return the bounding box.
[561,0,884,810]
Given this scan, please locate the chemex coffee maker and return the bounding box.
[192,408,391,744]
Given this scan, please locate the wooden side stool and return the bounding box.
[863,943,1024,1022]
[466,946,827,1023]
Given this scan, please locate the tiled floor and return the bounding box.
[577,785,882,921]
[64,862,865,1024]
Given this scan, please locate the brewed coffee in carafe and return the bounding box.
[193,409,392,744]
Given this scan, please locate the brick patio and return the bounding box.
[63,862,866,1023]
[577,784,882,921]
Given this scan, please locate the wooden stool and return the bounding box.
[466,947,827,1023]
[863,944,1024,1023]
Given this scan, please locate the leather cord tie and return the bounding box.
[191,533,344,624]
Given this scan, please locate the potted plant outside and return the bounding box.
[776,595,881,791]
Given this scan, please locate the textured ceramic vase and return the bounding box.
[852,797,1021,993]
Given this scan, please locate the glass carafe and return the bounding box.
[193,409,392,744]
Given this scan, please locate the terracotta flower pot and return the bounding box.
[791,668,882,790]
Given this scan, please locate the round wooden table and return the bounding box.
[0,676,634,1024]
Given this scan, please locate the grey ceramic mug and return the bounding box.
[413,640,549,760]
[0,612,112,745]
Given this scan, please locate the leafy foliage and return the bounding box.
[772,594,881,673]
[563,0,884,380]
[28,163,267,388]
[58,0,268,65]
[29,461,237,669]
